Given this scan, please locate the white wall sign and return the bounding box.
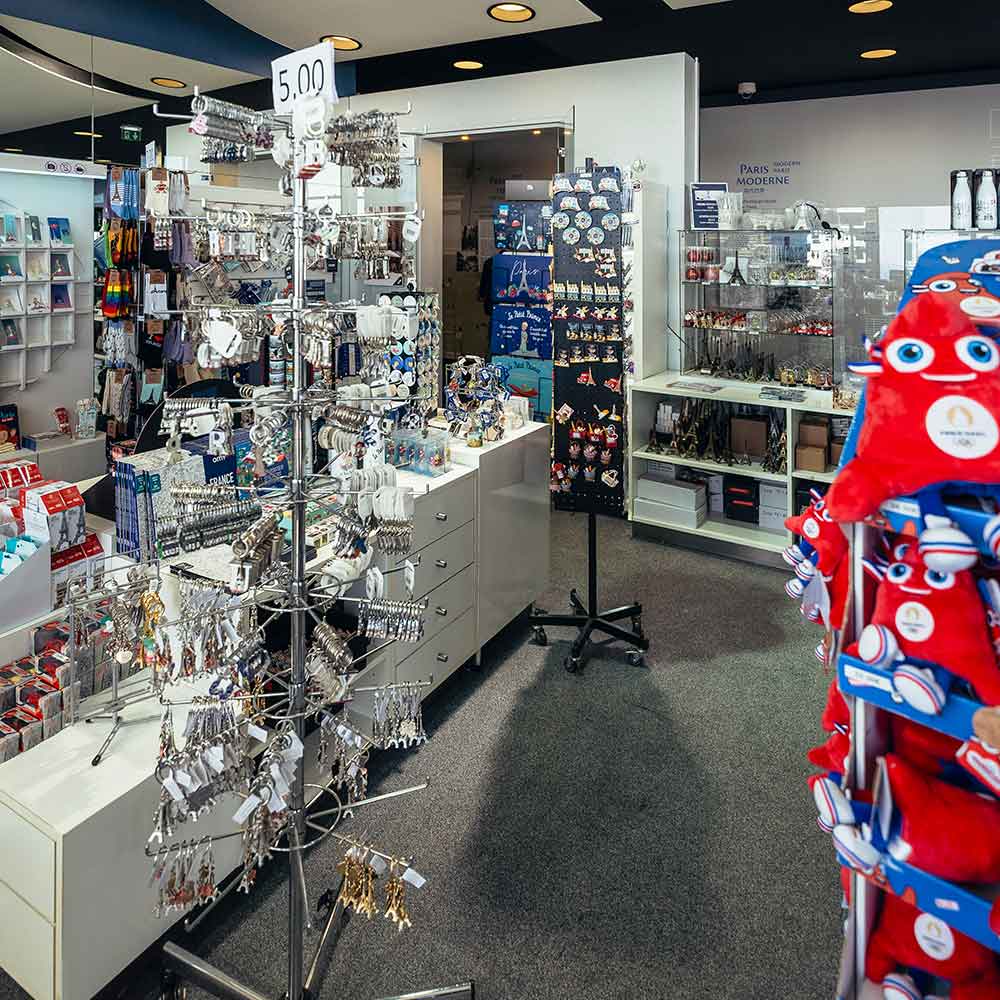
[271,42,338,114]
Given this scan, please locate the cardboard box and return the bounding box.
[730,416,768,459]
[759,505,787,535]
[830,439,846,466]
[709,492,724,514]
[634,497,707,530]
[796,445,828,473]
[645,460,677,480]
[798,420,830,449]
[637,476,706,510]
[759,483,788,510]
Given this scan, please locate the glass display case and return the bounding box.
[680,228,838,391]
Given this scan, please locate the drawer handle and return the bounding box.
[435,512,448,522]
[436,653,449,663]
[435,606,448,617]
[435,559,448,568]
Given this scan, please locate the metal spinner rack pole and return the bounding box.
[529,512,649,673]
[160,148,474,1000]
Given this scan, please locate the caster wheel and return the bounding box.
[626,649,644,667]
[564,655,581,674]
[532,626,547,647]
[632,618,644,638]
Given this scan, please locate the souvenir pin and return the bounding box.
[598,175,620,193]
[574,211,592,230]
[600,449,612,466]
[574,176,595,194]
[605,425,619,448]
[552,212,570,230]
[583,443,598,462]
[562,228,580,246]
[567,463,580,480]
[559,196,581,212]
[577,368,596,386]
[602,212,621,231]
[587,227,605,245]
[601,469,620,488]
[568,441,582,459]
[555,403,575,424]
[583,465,597,483]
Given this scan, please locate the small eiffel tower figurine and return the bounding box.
[728,250,747,287]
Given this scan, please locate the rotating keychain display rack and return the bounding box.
[81,88,477,1000]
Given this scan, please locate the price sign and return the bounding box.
[271,42,338,114]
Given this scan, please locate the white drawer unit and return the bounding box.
[410,471,476,552]
[404,520,475,599]
[395,607,477,694]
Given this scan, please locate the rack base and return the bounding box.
[529,511,649,673]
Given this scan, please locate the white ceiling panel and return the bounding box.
[206,0,601,60]
[0,49,148,133]
[0,15,259,95]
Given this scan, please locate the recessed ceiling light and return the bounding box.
[73,130,103,138]
[849,0,892,11]
[454,60,484,70]
[460,135,471,141]
[320,35,362,50]
[3,147,23,153]
[487,3,536,22]
[532,129,542,135]
[860,48,897,58]
[150,76,186,89]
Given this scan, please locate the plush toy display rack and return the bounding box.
[798,238,1000,999]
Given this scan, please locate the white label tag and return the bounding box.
[404,560,416,599]
[267,787,287,814]
[270,763,290,797]
[370,854,388,874]
[248,723,268,742]
[204,746,226,773]
[162,776,186,803]
[174,769,193,789]
[401,867,426,889]
[233,793,261,824]
[844,665,895,694]
[271,42,338,115]
[281,731,305,762]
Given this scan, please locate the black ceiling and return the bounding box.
[346,0,1000,106]
[3,0,1000,161]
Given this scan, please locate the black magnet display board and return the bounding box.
[550,166,626,516]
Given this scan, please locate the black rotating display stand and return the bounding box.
[532,164,649,672]
[530,511,647,672]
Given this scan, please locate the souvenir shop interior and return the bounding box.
[1,3,1000,1000]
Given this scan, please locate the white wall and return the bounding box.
[345,53,699,371]
[701,83,1000,212]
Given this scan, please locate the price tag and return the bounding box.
[233,793,261,824]
[271,42,338,115]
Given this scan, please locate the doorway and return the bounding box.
[437,128,564,362]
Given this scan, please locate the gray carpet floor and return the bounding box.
[1,512,842,1000]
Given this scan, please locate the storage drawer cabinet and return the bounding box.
[395,607,477,694]
[0,800,55,921]
[0,879,54,1000]
[395,520,474,600]
[411,475,475,551]
[395,564,475,662]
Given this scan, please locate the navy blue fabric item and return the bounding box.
[490,304,552,360]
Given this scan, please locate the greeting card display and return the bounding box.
[549,166,628,516]
[490,254,551,304]
[47,218,71,246]
[494,201,552,253]
[490,303,552,360]
[0,255,22,280]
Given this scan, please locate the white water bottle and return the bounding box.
[952,170,973,230]
[976,169,998,230]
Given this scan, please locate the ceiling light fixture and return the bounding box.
[460,135,472,142]
[454,60,484,70]
[150,76,186,89]
[73,130,103,138]
[861,47,897,58]
[320,34,362,51]
[487,3,536,22]
[532,129,542,135]
[849,0,892,11]
[3,147,23,153]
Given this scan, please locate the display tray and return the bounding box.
[837,854,1000,956]
[838,652,980,744]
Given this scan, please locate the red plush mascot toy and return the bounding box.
[850,542,1000,711]
[826,294,1000,564]
[867,893,1000,1000]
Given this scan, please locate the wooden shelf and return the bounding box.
[629,371,854,417]
[633,448,787,483]
[632,510,789,553]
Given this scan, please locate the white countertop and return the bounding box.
[449,420,550,469]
